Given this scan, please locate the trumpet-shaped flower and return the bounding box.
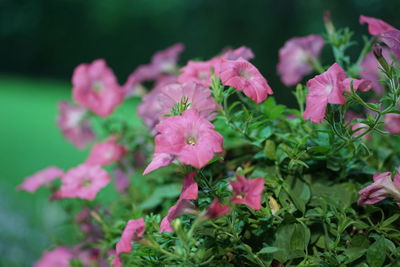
[178,58,220,88]
[160,172,198,232]
[303,63,347,123]
[17,167,64,193]
[229,175,265,210]
[34,247,74,267]
[112,218,145,267]
[54,164,110,200]
[359,15,396,36]
[384,113,400,134]
[221,46,255,61]
[72,59,124,117]
[358,171,400,205]
[343,78,372,92]
[143,153,175,175]
[86,136,126,166]
[205,198,230,219]
[380,30,400,60]
[277,34,325,86]
[219,58,273,103]
[57,101,95,149]
[144,109,223,173]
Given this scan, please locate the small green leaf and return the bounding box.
[366,236,386,267]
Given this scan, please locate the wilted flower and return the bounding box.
[72,59,124,117]
[229,175,265,210]
[178,58,220,88]
[303,63,347,123]
[54,164,110,201]
[380,30,400,60]
[384,113,400,134]
[343,78,372,93]
[359,15,396,36]
[219,58,273,103]
[204,198,230,219]
[112,218,146,267]
[17,167,64,193]
[160,172,198,232]
[358,171,400,205]
[57,101,95,149]
[86,136,127,166]
[277,34,325,86]
[34,247,74,267]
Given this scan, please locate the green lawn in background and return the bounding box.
[0,76,87,266]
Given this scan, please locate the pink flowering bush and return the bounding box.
[19,13,400,266]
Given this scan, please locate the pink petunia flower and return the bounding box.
[204,198,231,219]
[17,167,64,193]
[303,63,347,123]
[277,34,325,86]
[34,247,74,267]
[343,78,372,93]
[143,153,175,175]
[111,218,145,267]
[358,171,400,205]
[219,58,273,103]
[221,46,255,61]
[380,30,400,60]
[178,58,220,88]
[86,136,127,166]
[54,164,110,201]
[57,101,95,149]
[160,172,198,232]
[384,113,400,134]
[72,59,124,117]
[144,109,223,173]
[114,167,131,193]
[229,175,265,210]
[359,15,396,36]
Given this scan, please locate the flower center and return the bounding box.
[82,178,92,187]
[92,81,104,92]
[238,68,251,80]
[198,71,209,81]
[186,135,197,146]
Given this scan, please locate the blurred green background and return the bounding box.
[1,0,400,266]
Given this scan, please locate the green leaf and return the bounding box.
[366,236,386,267]
[140,184,181,209]
[257,247,279,254]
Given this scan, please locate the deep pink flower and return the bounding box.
[359,15,396,36]
[143,153,175,175]
[219,58,273,103]
[160,172,198,232]
[57,101,95,149]
[205,198,230,219]
[358,171,400,205]
[86,136,127,166]
[343,78,372,92]
[145,109,223,173]
[229,175,264,210]
[380,30,400,60]
[112,218,145,267]
[34,247,74,267]
[221,46,255,61]
[303,63,347,123]
[17,167,64,193]
[54,164,110,200]
[178,58,220,88]
[277,34,325,86]
[72,59,124,117]
[384,113,400,134]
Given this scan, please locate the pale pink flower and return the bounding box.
[277,34,325,86]
[57,101,95,149]
[219,58,273,103]
[343,78,372,92]
[111,218,145,267]
[358,171,400,205]
[384,113,400,134]
[205,198,230,219]
[137,86,165,131]
[229,175,264,210]
[359,15,396,36]
[178,58,220,88]
[380,30,400,60]
[17,167,64,193]
[303,63,347,123]
[221,46,255,61]
[34,247,74,267]
[54,164,110,201]
[86,136,127,166]
[72,59,124,117]
[145,109,223,173]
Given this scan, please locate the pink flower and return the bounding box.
[221,46,255,61]
[17,167,64,193]
[34,247,74,267]
[358,171,400,205]
[219,58,273,103]
[380,30,400,60]
[144,109,223,173]
[384,113,400,134]
[143,153,175,175]
[178,58,220,88]
[229,175,264,210]
[57,101,95,149]
[160,172,198,232]
[277,34,325,86]
[343,78,372,92]
[303,63,347,123]
[86,136,127,166]
[72,59,124,117]
[54,164,110,200]
[359,15,396,36]
[114,167,131,193]
[205,198,230,219]
[112,218,145,267]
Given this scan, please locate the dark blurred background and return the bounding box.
[1,0,400,266]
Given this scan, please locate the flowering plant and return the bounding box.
[20,13,400,266]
